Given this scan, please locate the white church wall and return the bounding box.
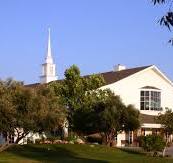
[117,132,126,147]
[15,132,45,145]
[141,123,162,129]
[101,67,173,116]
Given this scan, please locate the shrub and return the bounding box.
[65,135,77,142]
[138,135,165,156]
[46,137,57,143]
[86,135,102,144]
[27,139,33,144]
[35,139,41,144]
[64,132,78,142]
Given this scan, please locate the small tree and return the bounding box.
[156,108,173,156]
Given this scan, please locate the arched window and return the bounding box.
[140,86,162,111]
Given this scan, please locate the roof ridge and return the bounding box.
[25,65,152,87]
[99,65,152,85]
[84,65,152,77]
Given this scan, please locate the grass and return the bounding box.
[0,144,172,163]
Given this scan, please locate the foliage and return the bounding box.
[152,0,166,5]
[123,104,140,132]
[49,65,140,146]
[35,85,66,132]
[151,0,173,44]
[46,137,57,143]
[0,79,66,148]
[72,90,140,146]
[27,139,34,144]
[156,108,173,136]
[49,64,105,124]
[155,108,173,156]
[138,135,165,155]
[64,132,78,142]
[86,135,102,144]
[35,139,42,144]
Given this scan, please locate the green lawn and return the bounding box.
[0,144,172,163]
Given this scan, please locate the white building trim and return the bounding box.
[141,123,162,129]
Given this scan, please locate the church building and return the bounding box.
[1,29,173,146]
[99,64,173,146]
[31,29,173,147]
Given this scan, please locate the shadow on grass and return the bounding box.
[6,144,108,163]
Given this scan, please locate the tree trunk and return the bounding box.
[0,136,13,153]
[0,131,29,152]
[0,143,14,152]
[162,142,168,157]
[162,134,169,157]
[104,129,116,147]
[15,132,29,144]
[15,137,23,144]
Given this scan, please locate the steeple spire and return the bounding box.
[47,28,51,57]
[40,28,57,83]
[45,28,53,64]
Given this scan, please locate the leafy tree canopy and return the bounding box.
[0,79,66,149]
[72,89,140,146]
[152,0,173,44]
[49,65,140,146]
[49,64,105,112]
[156,108,173,156]
[156,108,173,135]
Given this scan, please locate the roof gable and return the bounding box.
[151,65,173,87]
[100,65,151,85]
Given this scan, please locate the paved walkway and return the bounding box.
[165,145,173,157]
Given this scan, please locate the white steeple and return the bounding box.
[40,28,57,83]
[45,28,53,64]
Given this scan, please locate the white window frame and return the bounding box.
[140,88,162,111]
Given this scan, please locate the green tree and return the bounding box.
[49,65,105,126]
[50,65,140,146]
[0,79,66,151]
[156,108,173,156]
[157,109,173,137]
[35,84,66,132]
[73,90,140,146]
[123,104,140,132]
[152,0,173,44]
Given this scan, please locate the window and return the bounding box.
[129,131,133,144]
[140,90,161,111]
[50,66,53,75]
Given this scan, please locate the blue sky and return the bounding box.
[0,0,172,84]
